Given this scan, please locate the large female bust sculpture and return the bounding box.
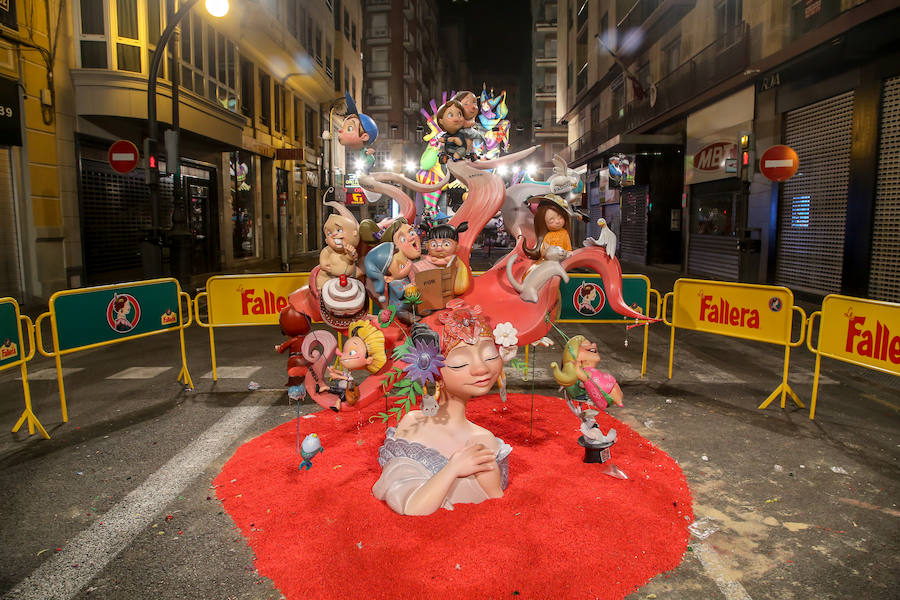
[372,303,512,515]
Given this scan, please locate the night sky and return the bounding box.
[438,0,534,137]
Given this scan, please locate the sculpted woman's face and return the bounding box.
[576,340,600,369]
[440,337,502,399]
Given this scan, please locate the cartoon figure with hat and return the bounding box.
[523,194,588,261]
[338,91,379,174]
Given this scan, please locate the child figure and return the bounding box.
[551,335,623,447]
[319,318,387,410]
[550,335,624,410]
[419,221,472,296]
[436,99,481,162]
[338,92,379,173]
[452,90,480,128]
[318,202,362,290]
[364,242,418,324]
[523,195,574,260]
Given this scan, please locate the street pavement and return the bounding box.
[1,255,898,599]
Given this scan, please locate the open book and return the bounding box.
[413,256,460,312]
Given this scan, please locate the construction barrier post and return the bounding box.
[2,298,49,439]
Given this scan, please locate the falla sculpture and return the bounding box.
[278,89,653,514]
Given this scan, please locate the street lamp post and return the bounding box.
[144,0,228,282]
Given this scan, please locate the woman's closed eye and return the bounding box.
[446,362,468,370]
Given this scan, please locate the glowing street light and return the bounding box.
[383,158,395,171]
[204,0,229,17]
[497,164,509,176]
[525,163,537,176]
[404,161,416,173]
[355,159,366,172]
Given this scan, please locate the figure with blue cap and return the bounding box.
[339,91,379,174]
[364,241,417,324]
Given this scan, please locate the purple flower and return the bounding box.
[401,339,445,385]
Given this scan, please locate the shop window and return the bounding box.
[305,106,317,148]
[240,56,254,118]
[274,83,283,132]
[662,37,681,78]
[692,191,736,236]
[325,42,333,78]
[231,151,255,259]
[259,72,271,128]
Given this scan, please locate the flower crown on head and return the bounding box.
[438,299,492,353]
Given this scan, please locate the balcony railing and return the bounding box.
[616,0,662,30]
[567,22,750,163]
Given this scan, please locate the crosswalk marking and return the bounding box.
[16,367,83,380]
[107,366,173,379]
[201,366,261,379]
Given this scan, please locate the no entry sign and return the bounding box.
[759,145,799,182]
[108,140,140,174]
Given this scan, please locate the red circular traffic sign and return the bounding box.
[108,140,140,174]
[759,145,799,182]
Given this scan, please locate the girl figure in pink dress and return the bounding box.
[550,335,624,410]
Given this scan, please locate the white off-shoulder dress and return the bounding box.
[372,427,513,514]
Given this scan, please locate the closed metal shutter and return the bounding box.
[619,185,647,264]
[689,235,739,280]
[869,76,900,302]
[775,91,854,295]
[79,158,173,284]
[0,147,23,299]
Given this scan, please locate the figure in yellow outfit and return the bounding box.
[523,195,579,261]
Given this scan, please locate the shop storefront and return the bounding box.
[685,87,754,281]
[869,75,900,303]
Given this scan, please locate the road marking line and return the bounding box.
[16,367,84,380]
[201,366,261,379]
[861,393,900,413]
[107,366,173,379]
[694,540,753,600]
[3,400,271,600]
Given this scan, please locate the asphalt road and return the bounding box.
[1,261,898,599]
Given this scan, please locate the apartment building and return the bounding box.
[558,0,900,302]
[531,0,568,178]
[362,0,445,214]
[0,0,363,302]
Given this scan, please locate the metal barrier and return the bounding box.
[35,278,193,422]
[2,297,48,439]
[193,273,309,380]
[806,294,899,420]
[556,274,661,377]
[663,278,807,412]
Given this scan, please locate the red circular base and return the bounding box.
[215,394,693,599]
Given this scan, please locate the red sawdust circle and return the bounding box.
[215,394,693,599]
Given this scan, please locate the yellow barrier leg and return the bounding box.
[525,344,529,366]
[809,353,821,420]
[54,353,68,422]
[667,324,675,379]
[11,363,50,439]
[177,325,194,390]
[641,321,648,378]
[758,345,804,411]
[209,326,218,382]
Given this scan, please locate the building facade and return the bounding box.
[0,0,364,303]
[362,0,445,214]
[531,0,568,179]
[558,0,900,302]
